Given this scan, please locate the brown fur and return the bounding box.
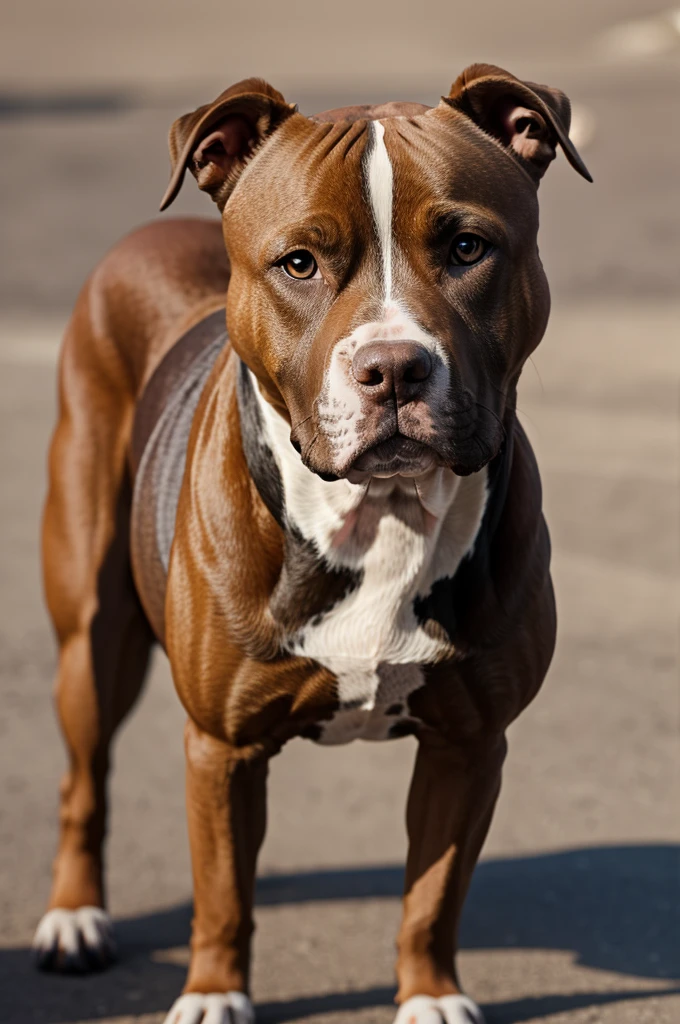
[40,65,588,1012]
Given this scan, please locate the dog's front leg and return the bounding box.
[394,733,506,1024]
[165,719,268,1024]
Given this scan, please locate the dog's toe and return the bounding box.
[394,995,485,1024]
[163,992,255,1024]
[438,995,485,1023]
[32,907,116,972]
[394,996,445,1024]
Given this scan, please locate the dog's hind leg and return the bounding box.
[33,301,154,972]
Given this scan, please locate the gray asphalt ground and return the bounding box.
[0,3,678,1023]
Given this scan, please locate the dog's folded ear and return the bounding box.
[160,79,296,211]
[443,63,592,184]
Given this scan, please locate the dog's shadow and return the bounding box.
[3,845,678,1024]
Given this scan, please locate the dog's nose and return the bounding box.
[352,342,432,401]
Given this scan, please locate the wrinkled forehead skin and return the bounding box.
[223,99,550,476]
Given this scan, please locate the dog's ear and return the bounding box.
[160,78,296,211]
[443,63,592,184]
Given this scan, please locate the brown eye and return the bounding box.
[281,250,318,279]
[450,234,488,266]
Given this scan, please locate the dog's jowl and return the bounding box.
[34,64,591,1024]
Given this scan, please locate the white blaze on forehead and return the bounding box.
[366,120,394,303]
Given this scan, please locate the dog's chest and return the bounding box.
[248,374,489,745]
[283,479,488,745]
[289,514,436,743]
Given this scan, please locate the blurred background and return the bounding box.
[0,2,678,1023]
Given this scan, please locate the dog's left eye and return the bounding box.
[279,250,319,280]
[449,234,489,267]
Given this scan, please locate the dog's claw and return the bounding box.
[32,907,116,972]
[394,995,485,1024]
[163,993,255,1024]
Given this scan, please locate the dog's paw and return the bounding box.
[163,992,255,1024]
[394,994,485,1024]
[32,906,116,972]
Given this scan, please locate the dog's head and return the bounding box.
[161,65,590,481]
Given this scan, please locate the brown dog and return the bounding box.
[33,64,590,1024]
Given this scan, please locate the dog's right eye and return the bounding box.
[279,250,319,280]
[449,233,489,267]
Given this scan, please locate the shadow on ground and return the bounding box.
[3,845,678,1023]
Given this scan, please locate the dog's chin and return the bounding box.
[301,426,504,483]
[346,436,437,483]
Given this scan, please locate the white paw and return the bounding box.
[163,992,255,1024]
[32,906,116,972]
[395,994,485,1024]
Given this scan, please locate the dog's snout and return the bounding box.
[351,342,432,400]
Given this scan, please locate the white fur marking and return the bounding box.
[394,994,485,1024]
[367,120,394,302]
[252,368,369,552]
[163,992,255,1024]
[251,372,488,745]
[32,906,116,966]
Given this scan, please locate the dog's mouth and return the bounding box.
[347,435,436,481]
[299,391,506,482]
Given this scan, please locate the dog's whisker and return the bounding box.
[484,378,511,401]
[474,401,507,443]
[527,355,545,395]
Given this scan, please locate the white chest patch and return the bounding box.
[252,373,488,745]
